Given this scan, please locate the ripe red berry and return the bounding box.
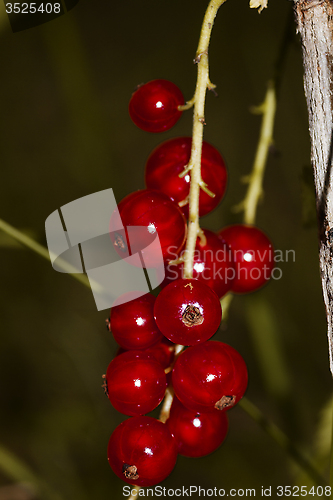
[145,337,175,370]
[109,292,162,350]
[164,228,235,298]
[115,337,175,370]
[145,137,227,217]
[166,397,228,457]
[108,416,178,486]
[104,350,166,416]
[129,80,184,133]
[218,224,274,294]
[154,278,222,346]
[110,189,187,266]
[172,341,248,413]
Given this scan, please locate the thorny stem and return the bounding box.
[125,4,228,495]
[182,0,227,279]
[241,81,276,225]
[156,0,227,435]
[221,81,277,316]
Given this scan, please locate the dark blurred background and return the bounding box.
[0,0,331,498]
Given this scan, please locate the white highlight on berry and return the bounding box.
[144,447,154,456]
[134,379,142,387]
[136,317,145,326]
[148,223,156,234]
[244,252,253,262]
[193,417,201,428]
[193,262,205,273]
[206,373,216,382]
[155,101,163,109]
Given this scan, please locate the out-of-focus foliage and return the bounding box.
[0,1,331,498]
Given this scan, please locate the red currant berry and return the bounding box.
[154,278,222,346]
[164,229,235,298]
[108,416,178,486]
[109,292,162,350]
[145,337,175,370]
[129,80,184,133]
[218,224,274,294]
[105,350,166,416]
[166,397,228,457]
[172,341,248,413]
[114,337,175,371]
[110,189,187,266]
[145,137,227,217]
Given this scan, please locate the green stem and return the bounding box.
[0,218,90,288]
[0,444,63,500]
[183,0,227,279]
[242,81,276,225]
[239,397,327,486]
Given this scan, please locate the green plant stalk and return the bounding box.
[159,0,228,436]
[239,397,327,486]
[0,218,90,288]
[0,444,63,500]
[220,82,277,319]
[183,0,227,279]
[242,81,276,225]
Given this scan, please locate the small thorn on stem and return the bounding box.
[101,374,109,397]
[178,196,189,208]
[194,50,208,64]
[169,255,185,266]
[198,228,207,247]
[105,318,111,331]
[208,86,218,97]
[133,83,144,93]
[178,97,195,111]
[179,165,192,178]
[231,201,244,213]
[198,117,206,125]
[199,180,215,198]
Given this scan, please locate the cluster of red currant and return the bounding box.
[103,79,275,488]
